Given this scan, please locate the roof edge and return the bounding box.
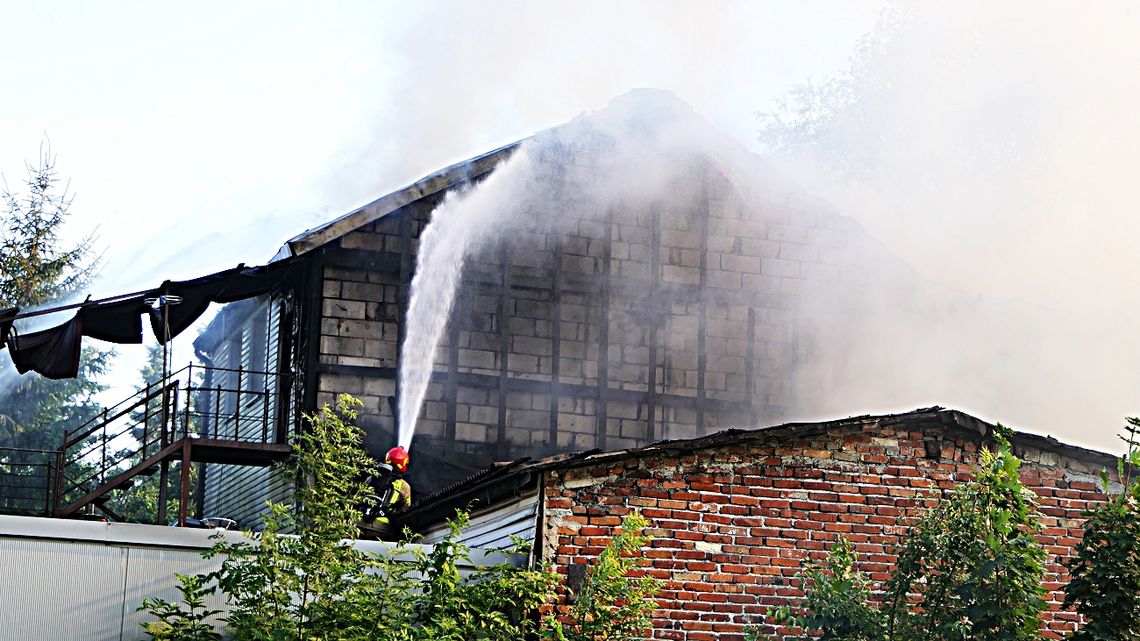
[398,407,1120,528]
[274,140,526,261]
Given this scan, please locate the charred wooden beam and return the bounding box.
[395,207,415,427]
[445,291,462,456]
[647,204,661,442]
[549,240,563,452]
[746,305,757,418]
[318,362,753,415]
[496,246,511,460]
[595,209,614,450]
[696,170,709,436]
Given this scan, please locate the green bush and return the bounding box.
[752,426,1047,641]
[139,393,658,641]
[761,539,883,641]
[1064,418,1140,641]
[139,574,222,641]
[542,511,661,641]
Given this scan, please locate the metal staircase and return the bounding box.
[52,364,293,525]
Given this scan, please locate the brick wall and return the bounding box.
[540,418,1113,640]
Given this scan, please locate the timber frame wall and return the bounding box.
[306,146,866,494]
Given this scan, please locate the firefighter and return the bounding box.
[363,446,412,535]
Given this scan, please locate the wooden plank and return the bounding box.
[548,239,563,452]
[445,290,462,456]
[320,362,752,416]
[696,169,710,436]
[746,306,757,417]
[496,246,511,460]
[647,205,661,443]
[456,265,798,313]
[595,209,614,450]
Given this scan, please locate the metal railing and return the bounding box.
[0,447,56,516]
[53,363,291,515]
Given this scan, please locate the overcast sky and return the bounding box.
[0,1,879,292]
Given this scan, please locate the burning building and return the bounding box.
[192,89,917,526]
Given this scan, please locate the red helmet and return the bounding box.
[385,446,410,473]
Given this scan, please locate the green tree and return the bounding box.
[0,145,108,452]
[1064,418,1140,641]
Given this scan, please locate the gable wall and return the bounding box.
[312,150,877,494]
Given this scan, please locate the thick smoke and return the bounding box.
[398,91,781,448]
[767,2,1140,451]
[399,2,1140,453]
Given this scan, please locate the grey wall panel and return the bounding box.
[0,538,128,641]
[119,548,227,641]
[421,492,538,549]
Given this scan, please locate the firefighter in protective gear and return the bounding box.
[381,446,412,511]
[363,446,412,535]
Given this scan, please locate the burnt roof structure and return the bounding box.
[187,89,950,527]
[395,406,1118,533]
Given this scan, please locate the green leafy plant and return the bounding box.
[758,538,884,641]
[752,425,1046,641]
[1064,417,1140,641]
[883,426,1046,641]
[203,393,379,640]
[140,393,650,641]
[138,574,222,641]
[408,513,560,641]
[543,511,661,641]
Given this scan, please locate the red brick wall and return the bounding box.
[540,418,1114,640]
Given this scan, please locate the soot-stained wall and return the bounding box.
[311,144,895,495]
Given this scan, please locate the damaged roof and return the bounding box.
[396,406,1119,532]
[272,140,525,261]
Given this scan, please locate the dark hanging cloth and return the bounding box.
[0,307,19,345]
[79,296,147,344]
[148,263,295,344]
[7,314,83,379]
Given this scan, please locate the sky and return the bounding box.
[0,1,878,290]
[4,1,1137,452]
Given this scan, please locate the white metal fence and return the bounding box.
[0,515,504,641]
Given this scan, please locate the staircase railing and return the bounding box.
[0,447,56,516]
[53,363,291,518]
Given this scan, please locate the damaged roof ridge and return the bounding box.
[274,139,528,261]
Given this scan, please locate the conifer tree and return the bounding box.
[0,145,108,451]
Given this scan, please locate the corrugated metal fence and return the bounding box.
[0,515,506,641]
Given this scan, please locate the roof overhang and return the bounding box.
[273,140,525,261]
